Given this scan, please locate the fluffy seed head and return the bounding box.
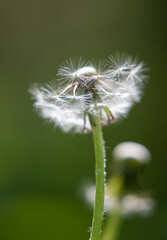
[30,54,148,133]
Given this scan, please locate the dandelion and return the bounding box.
[30,54,147,240]
[30,54,147,133]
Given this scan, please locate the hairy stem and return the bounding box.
[89,115,105,240]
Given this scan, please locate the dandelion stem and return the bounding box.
[89,115,105,240]
[101,211,122,240]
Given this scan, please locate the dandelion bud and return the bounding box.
[122,194,155,217]
[110,142,151,193]
[112,142,151,164]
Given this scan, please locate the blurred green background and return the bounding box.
[0,0,166,239]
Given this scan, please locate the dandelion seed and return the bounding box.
[30,54,147,133]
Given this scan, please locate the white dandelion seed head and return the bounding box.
[30,54,148,133]
[112,142,151,164]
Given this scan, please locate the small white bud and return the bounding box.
[112,142,151,164]
[122,194,155,217]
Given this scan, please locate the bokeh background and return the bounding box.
[0,0,166,239]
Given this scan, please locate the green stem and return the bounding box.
[101,211,122,240]
[89,115,105,240]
